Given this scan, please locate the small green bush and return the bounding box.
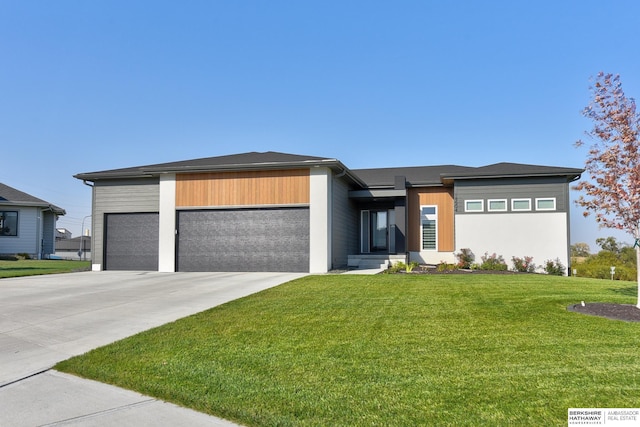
[479,252,508,271]
[511,256,535,273]
[436,262,457,272]
[406,261,419,272]
[543,258,565,276]
[386,261,420,273]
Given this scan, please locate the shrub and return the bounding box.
[436,262,456,272]
[405,261,420,272]
[455,248,475,269]
[386,261,419,273]
[572,250,637,280]
[385,262,405,274]
[479,252,508,271]
[511,256,536,273]
[543,258,565,276]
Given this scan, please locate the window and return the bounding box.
[464,200,484,212]
[0,211,18,236]
[488,199,507,212]
[421,206,437,250]
[536,198,556,211]
[511,199,531,211]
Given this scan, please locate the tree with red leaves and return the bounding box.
[574,72,640,306]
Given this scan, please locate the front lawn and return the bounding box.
[56,274,640,426]
[0,259,90,278]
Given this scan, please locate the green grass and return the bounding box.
[0,259,90,278]
[55,274,640,426]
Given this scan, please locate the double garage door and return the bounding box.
[104,208,309,272]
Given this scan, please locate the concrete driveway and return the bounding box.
[0,270,305,426]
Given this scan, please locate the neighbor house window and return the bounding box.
[488,199,507,212]
[0,211,18,236]
[464,200,484,212]
[421,206,437,250]
[536,198,556,211]
[511,199,531,211]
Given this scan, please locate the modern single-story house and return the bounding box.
[74,151,583,274]
[0,183,66,259]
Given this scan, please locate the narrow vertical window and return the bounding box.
[421,206,437,250]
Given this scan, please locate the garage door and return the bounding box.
[177,208,309,272]
[104,213,159,270]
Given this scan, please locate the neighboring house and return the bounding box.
[0,183,66,259]
[56,228,73,239]
[74,151,583,274]
[54,236,91,260]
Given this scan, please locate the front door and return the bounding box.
[370,210,388,252]
[361,209,393,253]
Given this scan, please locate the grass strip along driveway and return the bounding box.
[56,274,640,426]
[0,260,90,278]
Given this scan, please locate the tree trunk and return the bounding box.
[637,243,640,308]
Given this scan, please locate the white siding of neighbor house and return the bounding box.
[455,212,569,274]
[0,207,39,256]
[91,178,160,270]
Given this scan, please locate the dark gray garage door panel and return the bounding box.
[105,213,159,271]
[177,208,309,272]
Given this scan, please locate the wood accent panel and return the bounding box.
[176,169,310,207]
[407,187,455,252]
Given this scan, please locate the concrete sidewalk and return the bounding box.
[1,371,240,426]
[0,271,305,426]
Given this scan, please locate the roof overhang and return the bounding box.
[74,158,368,188]
[0,202,65,216]
[349,189,406,201]
[440,171,583,185]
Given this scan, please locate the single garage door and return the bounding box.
[104,213,159,270]
[177,208,309,272]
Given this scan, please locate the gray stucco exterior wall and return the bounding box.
[91,178,160,268]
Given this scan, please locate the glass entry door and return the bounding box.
[370,211,388,251]
[362,209,392,253]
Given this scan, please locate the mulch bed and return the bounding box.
[567,303,640,322]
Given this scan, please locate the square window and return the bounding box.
[464,200,484,212]
[488,199,507,212]
[511,199,531,211]
[0,211,18,236]
[536,198,556,211]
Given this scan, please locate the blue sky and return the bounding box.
[2,1,639,252]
